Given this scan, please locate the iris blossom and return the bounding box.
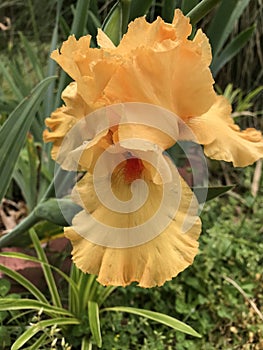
[63,125,201,287]
[44,9,263,287]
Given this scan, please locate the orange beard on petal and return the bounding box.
[124,157,144,183]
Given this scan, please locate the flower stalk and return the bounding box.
[187,0,221,25]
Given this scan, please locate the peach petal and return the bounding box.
[97,28,116,49]
[115,9,191,55]
[51,35,92,80]
[189,96,263,167]
[65,175,200,288]
[104,44,215,119]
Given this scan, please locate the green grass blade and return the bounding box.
[26,333,47,350]
[181,0,199,14]
[44,0,63,117]
[83,275,98,303]
[87,9,101,38]
[11,317,80,350]
[102,307,201,338]
[211,25,255,76]
[236,86,263,112]
[0,251,79,302]
[88,301,102,348]
[0,299,73,317]
[0,76,56,202]
[207,0,251,57]
[121,0,131,35]
[161,0,177,23]
[186,0,221,25]
[13,136,39,212]
[7,61,29,96]
[194,185,235,203]
[0,265,48,303]
[71,0,90,38]
[68,263,80,315]
[0,62,24,100]
[18,32,44,81]
[96,286,118,307]
[76,272,92,311]
[129,0,154,20]
[102,1,122,46]
[29,229,62,308]
[81,337,93,350]
[26,136,39,210]
[27,0,39,43]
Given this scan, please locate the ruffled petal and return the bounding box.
[43,107,76,161]
[192,29,212,66]
[76,58,120,108]
[188,96,263,166]
[115,9,191,55]
[51,35,92,80]
[43,83,90,163]
[65,171,201,287]
[104,44,215,119]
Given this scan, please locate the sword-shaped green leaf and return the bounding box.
[207,0,251,57]
[88,301,102,348]
[103,306,201,337]
[211,25,255,76]
[193,185,235,204]
[0,76,56,202]
[11,317,80,350]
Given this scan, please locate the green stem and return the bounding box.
[186,0,221,25]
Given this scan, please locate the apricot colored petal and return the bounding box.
[61,82,91,117]
[116,9,191,55]
[43,83,91,163]
[113,103,180,150]
[105,45,215,119]
[76,59,120,108]
[97,28,116,49]
[65,174,201,288]
[51,35,92,80]
[117,124,174,151]
[192,29,212,66]
[189,96,263,167]
[172,9,192,39]
[43,107,76,161]
[76,131,113,171]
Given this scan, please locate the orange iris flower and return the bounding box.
[43,9,263,287]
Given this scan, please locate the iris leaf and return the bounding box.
[0,76,56,203]
[88,301,102,348]
[186,0,221,25]
[129,0,154,20]
[102,1,122,45]
[211,25,255,76]
[102,307,201,337]
[194,185,235,204]
[207,0,251,57]
[11,318,80,350]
